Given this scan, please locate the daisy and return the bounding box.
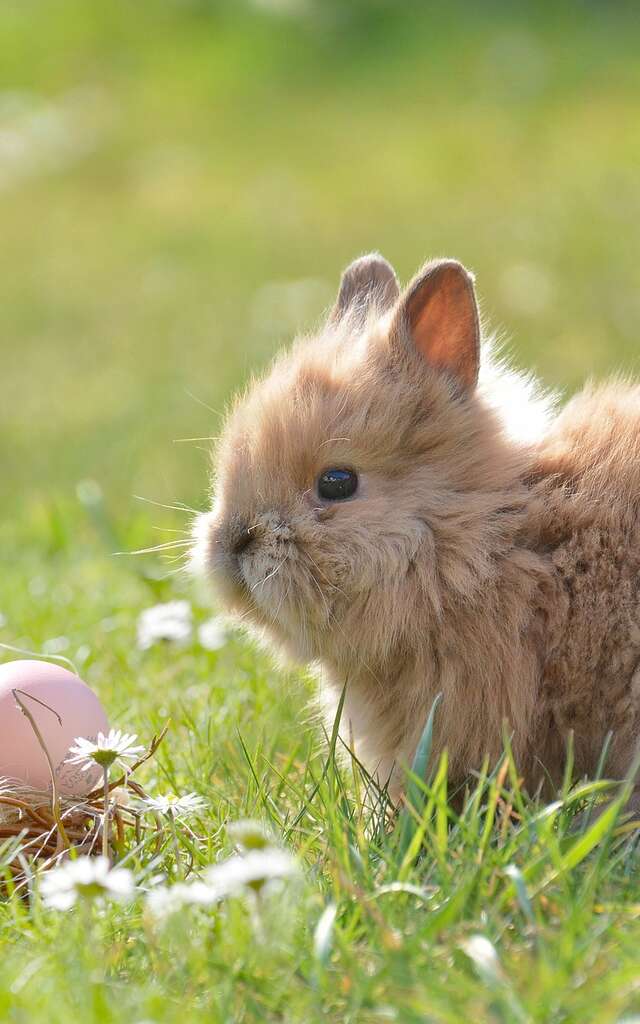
[145,848,299,919]
[197,615,228,652]
[205,848,299,898]
[461,935,505,984]
[66,730,144,858]
[146,880,217,919]
[141,792,206,820]
[40,856,134,911]
[137,600,193,651]
[65,729,145,772]
[227,819,273,851]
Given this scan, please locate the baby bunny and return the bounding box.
[193,253,640,800]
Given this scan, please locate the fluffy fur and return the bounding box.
[192,254,640,799]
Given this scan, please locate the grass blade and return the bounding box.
[395,693,442,862]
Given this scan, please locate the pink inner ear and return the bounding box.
[407,264,479,393]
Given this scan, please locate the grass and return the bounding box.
[2,1,640,1020]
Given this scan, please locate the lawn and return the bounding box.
[2,2,640,1021]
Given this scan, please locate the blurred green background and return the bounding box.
[1,0,640,530]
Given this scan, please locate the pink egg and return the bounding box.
[0,660,109,796]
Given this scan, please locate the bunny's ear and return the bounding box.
[330,252,399,326]
[392,259,480,394]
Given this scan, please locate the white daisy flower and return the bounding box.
[205,848,299,898]
[141,792,206,820]
[137,600,193,651]
[461,934,505,984]
[145,848,299,919]
[146,880,217,919]
[42,635,70,655]
[197,615,228,652]
[227,819,273,851]
[66,729,145,772]
[40,856,135,911]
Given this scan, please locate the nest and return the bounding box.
[0,727,168,883]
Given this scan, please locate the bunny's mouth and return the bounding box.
[193,507,336,646]
[236,546,291,613]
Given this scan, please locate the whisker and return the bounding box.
[251,558,286,593]
[184,389,224,417]
[113,540,192,556]
[163,564,190,579]
[305,552,347,600]
[133,495,201,515]
[303,559,332,623]
[324,393,350,433]
[316,436,352,450]
[173,435,221,444]
[164,553,192,566]
[272,575,292,622]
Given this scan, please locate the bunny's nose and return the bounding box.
[231,523,254,555]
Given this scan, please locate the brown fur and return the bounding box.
[192,254,640,798]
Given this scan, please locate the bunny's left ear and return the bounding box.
[392,259,480,394]
[330,252,399,326]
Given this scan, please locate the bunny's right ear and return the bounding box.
[391,259,480,394]
[330,253,399,327]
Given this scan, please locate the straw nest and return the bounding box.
[0,726,168,880]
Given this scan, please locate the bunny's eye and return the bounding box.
[317,468,358,501]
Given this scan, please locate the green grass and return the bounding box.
[2,2,640,1020]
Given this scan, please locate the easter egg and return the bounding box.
[0,660,109,796]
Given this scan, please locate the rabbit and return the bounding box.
[192,253,640,803]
